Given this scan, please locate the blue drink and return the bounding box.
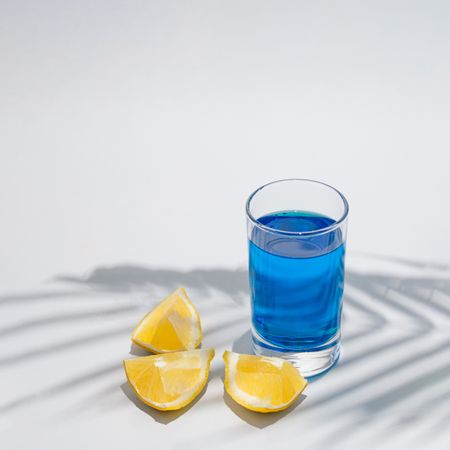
[246,179,348,376]
[249,211,345,352]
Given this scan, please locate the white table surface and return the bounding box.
[1,2,450,449]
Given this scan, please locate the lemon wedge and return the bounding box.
[131,288,202,353]
[124,348,215,411]
[223,351,307,413]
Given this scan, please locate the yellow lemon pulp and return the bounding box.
[124,348,215,411]
[132,288,202,353]
[223,351,307,413]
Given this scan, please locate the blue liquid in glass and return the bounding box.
[249,211,345,352]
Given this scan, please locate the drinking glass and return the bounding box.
[246,179,349,377]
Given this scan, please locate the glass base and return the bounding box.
[251,331,341,378]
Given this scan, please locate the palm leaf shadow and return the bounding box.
[306,262,450,448]
[0,265,250,418]
[55,265,249,301]
[0,257,449,443]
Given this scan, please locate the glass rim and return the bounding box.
[246,178,349,237]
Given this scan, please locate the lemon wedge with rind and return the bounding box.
[223,350,307,413]
[132,288,202,353]
[124,348,215,411]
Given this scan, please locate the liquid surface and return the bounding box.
[249,211,345,351]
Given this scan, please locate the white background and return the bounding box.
[1,2,449,450]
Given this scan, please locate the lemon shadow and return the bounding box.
[128,341,207,358]
[223,389,307,428]
[128,342,152,357]
[231,329,253,354]
[120,382,207,424]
